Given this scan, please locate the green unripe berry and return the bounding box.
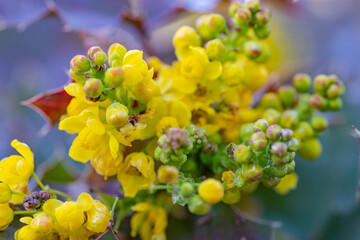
[278,86,297,107]
[106,102,129,128]
[70,55,91,74]
[244,41,263,59]
[328,97,342,111]
[254,7,271,25]
[104,67,125,88]
[243,164,263,182]
[83,78,103,98]
[287,137,299,152]
[295,122,314,140]
[281,128,294,141]
[181,182,195,198]
[222,188,241,204]
[205,39,225,60]
[244,0,260,13]
[234,144,254,164]
[254,25,271,39]
[188,195,211,215]
[280,110,299,129]
[260,92,282,110]
[293,73,312,93]
[266,124,282,141]
[309,94,327,110]
[250,132,268,151]
[234,8,252,26]
[311,115,328,131]
[253,119,269,132]
[262,109,281,125]
[271,141,288,158]
[314,74,330,93]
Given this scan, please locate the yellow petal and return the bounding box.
[43,199,63,217]
[205,60,222,81]
[59,116,85,134]
[172,76,197,94]
[77,192,93,211]
[130,212,147,237]
[19,216,33,225]
[11,140,33,162]
[169,101,191,127]
[109,133,119,159]
[64,83,87,101]
[86,118,105,135]
[123,65,143,86]
[131,202,152,212]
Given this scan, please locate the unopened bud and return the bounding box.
[70,55,91,74]
[244,0,260,13]
[244,41,263,59]
[229,2,243,17]
[243,164,263,182]
[108,43,127,67]
[278,86,297,107]
[83,78,103,98]
[188,195,211,215]
[104,67,125,88]
[250,132,268,151]
[181,182,195,198]
[295,122,314,140]
[293,73,312,93]
[254,25,271,39]
[253,119,269,132]
[314,75,330,93]
[311,115,328,131]
[328,97,342,111]
[205,39,225,60]
[239,123,254,143]
[280,110,299,129]
[261,174,280,188]
[271,142,288,158]
[90,51,107,67]
[222,188,241,204]
[266,124,282,141]
[309,94,327,110]
[281,128,294,141]
[287,137,299,152]
[254,7,271,25]
[106,102,129,128]
[260,92,282,110]
[326,83,342,98]
[234,8,252,26]
[234,144,254,164]
[262,109,281,125]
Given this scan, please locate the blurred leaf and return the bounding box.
[352,126,360,202]
[22,87,72,126]
[42,160,77,183]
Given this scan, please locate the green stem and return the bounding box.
[11,190,27,197]
[14,210,37,215]
[111,197,119,220]
[151,185,169,191]
[32,172,46,191]
[114,200,124,230]
[48,189,72,201]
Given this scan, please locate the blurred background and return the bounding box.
[1,0,360,239]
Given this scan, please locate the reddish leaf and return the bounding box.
[22,87,72,126]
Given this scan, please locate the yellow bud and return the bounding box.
[198,178,224,204]
[241,60,268,90]
[106,102,129,128]
[173,26,201,49]
[205,39,225,60]
[0,203,13,231]
[298,138,322,160]
[30,213,53,235]
[83,78,103,98]
[85,200,111,233]
[157,165,179,184]
[108,43,127,66]
[104,67,125,88]
[221,171,235,189]
[0,182,11,204]
[222,188,241,204]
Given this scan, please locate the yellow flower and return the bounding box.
[130,203,168,240]
[90,144,123,179]
[0,203,13,231]
[55,201,85,232]
[84,200,111,233]
[274,173,298,195]
[0,182,11,203]
[117,152,156,197]
[157,165,179,184]
[198,178,224,204]
[16,212,54,239]
[173,26,202,60]
[15,225,41,240]
[0,139,34,186]
[221,171,235,189]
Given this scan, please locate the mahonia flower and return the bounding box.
[0,203,13,231]
[15,213,54,240]
[0,140,34,186]
[274,173,298,195]
[198,178,224,204]
[118,152,156,197]
[0,182,11,204]
[130,202,168,240]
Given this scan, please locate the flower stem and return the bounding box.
[114,200,124,230]
[32,172,46,191]
[151,185,169,191]
[111,196,119,220]
[11,190,27,197]
[14,210,37,215]
[48,189,72,201]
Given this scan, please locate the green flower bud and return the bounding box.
[254,7,271,25]
[278,86,297,107]
[170,154,188,167]
[286,161,296,174]
[239,123,254,143]
[181,182,195,198]
[70,55,91,74]
[262,109,281,125]
[266,124,282,141]
[106,102,129,128]
[271,154,287,165]
[244,0,260,13]
[254,25,271,39]
[83,78,103,98]
[328,74,339,84]
[234,144,254,164]
[287,137,299,152]
[205,39,225,60]
[281,128,294,141]
[328,97,342,111]
[260,92,282,110]
[108,43,127,66]
[311,115,328,131]
[250,132,268,151]
[104,67,125,88]
[196,14,226,40]
[91,51,107,67]
[87,46,102,59]
[243,164,263,182]
[280,110,299,129]
[229,2,243,17]
[0,182,11,203]
[261,174,280,188]
[295,122,314,140]
[154,147,163,161]
[222,188,241,204]
[241,181,259,194]
[271,141,288,158]
[253,119,269,132]
[326,83,342,98]
[253,42,271,63]
[264,164,287,178]
[69,69,86,83]
[188,195,211,215]
[309,94,327,110]
[234,8,252,26]
[244,41,263,59]
[293,73,312,93]
[314,74,330,94]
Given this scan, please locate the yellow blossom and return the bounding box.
[274,173,299,195]
[0,139,34,186]
[0,203,13,231]
[221,171,235,189]
[131,203,168,240]
[198,178,224,204]
[157,165,179,184]
[0,182,11,203]
[117,152,156,197]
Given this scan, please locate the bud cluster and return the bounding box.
[23,191,51,211]
[186,124,208,152]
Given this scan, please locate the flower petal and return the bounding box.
[11,140,33,162]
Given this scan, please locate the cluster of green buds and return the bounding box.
[186,124,208,152]
[259,73,345,160]
[192,0,271,64]
[155,128,193,168]
[229,119,298,190]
